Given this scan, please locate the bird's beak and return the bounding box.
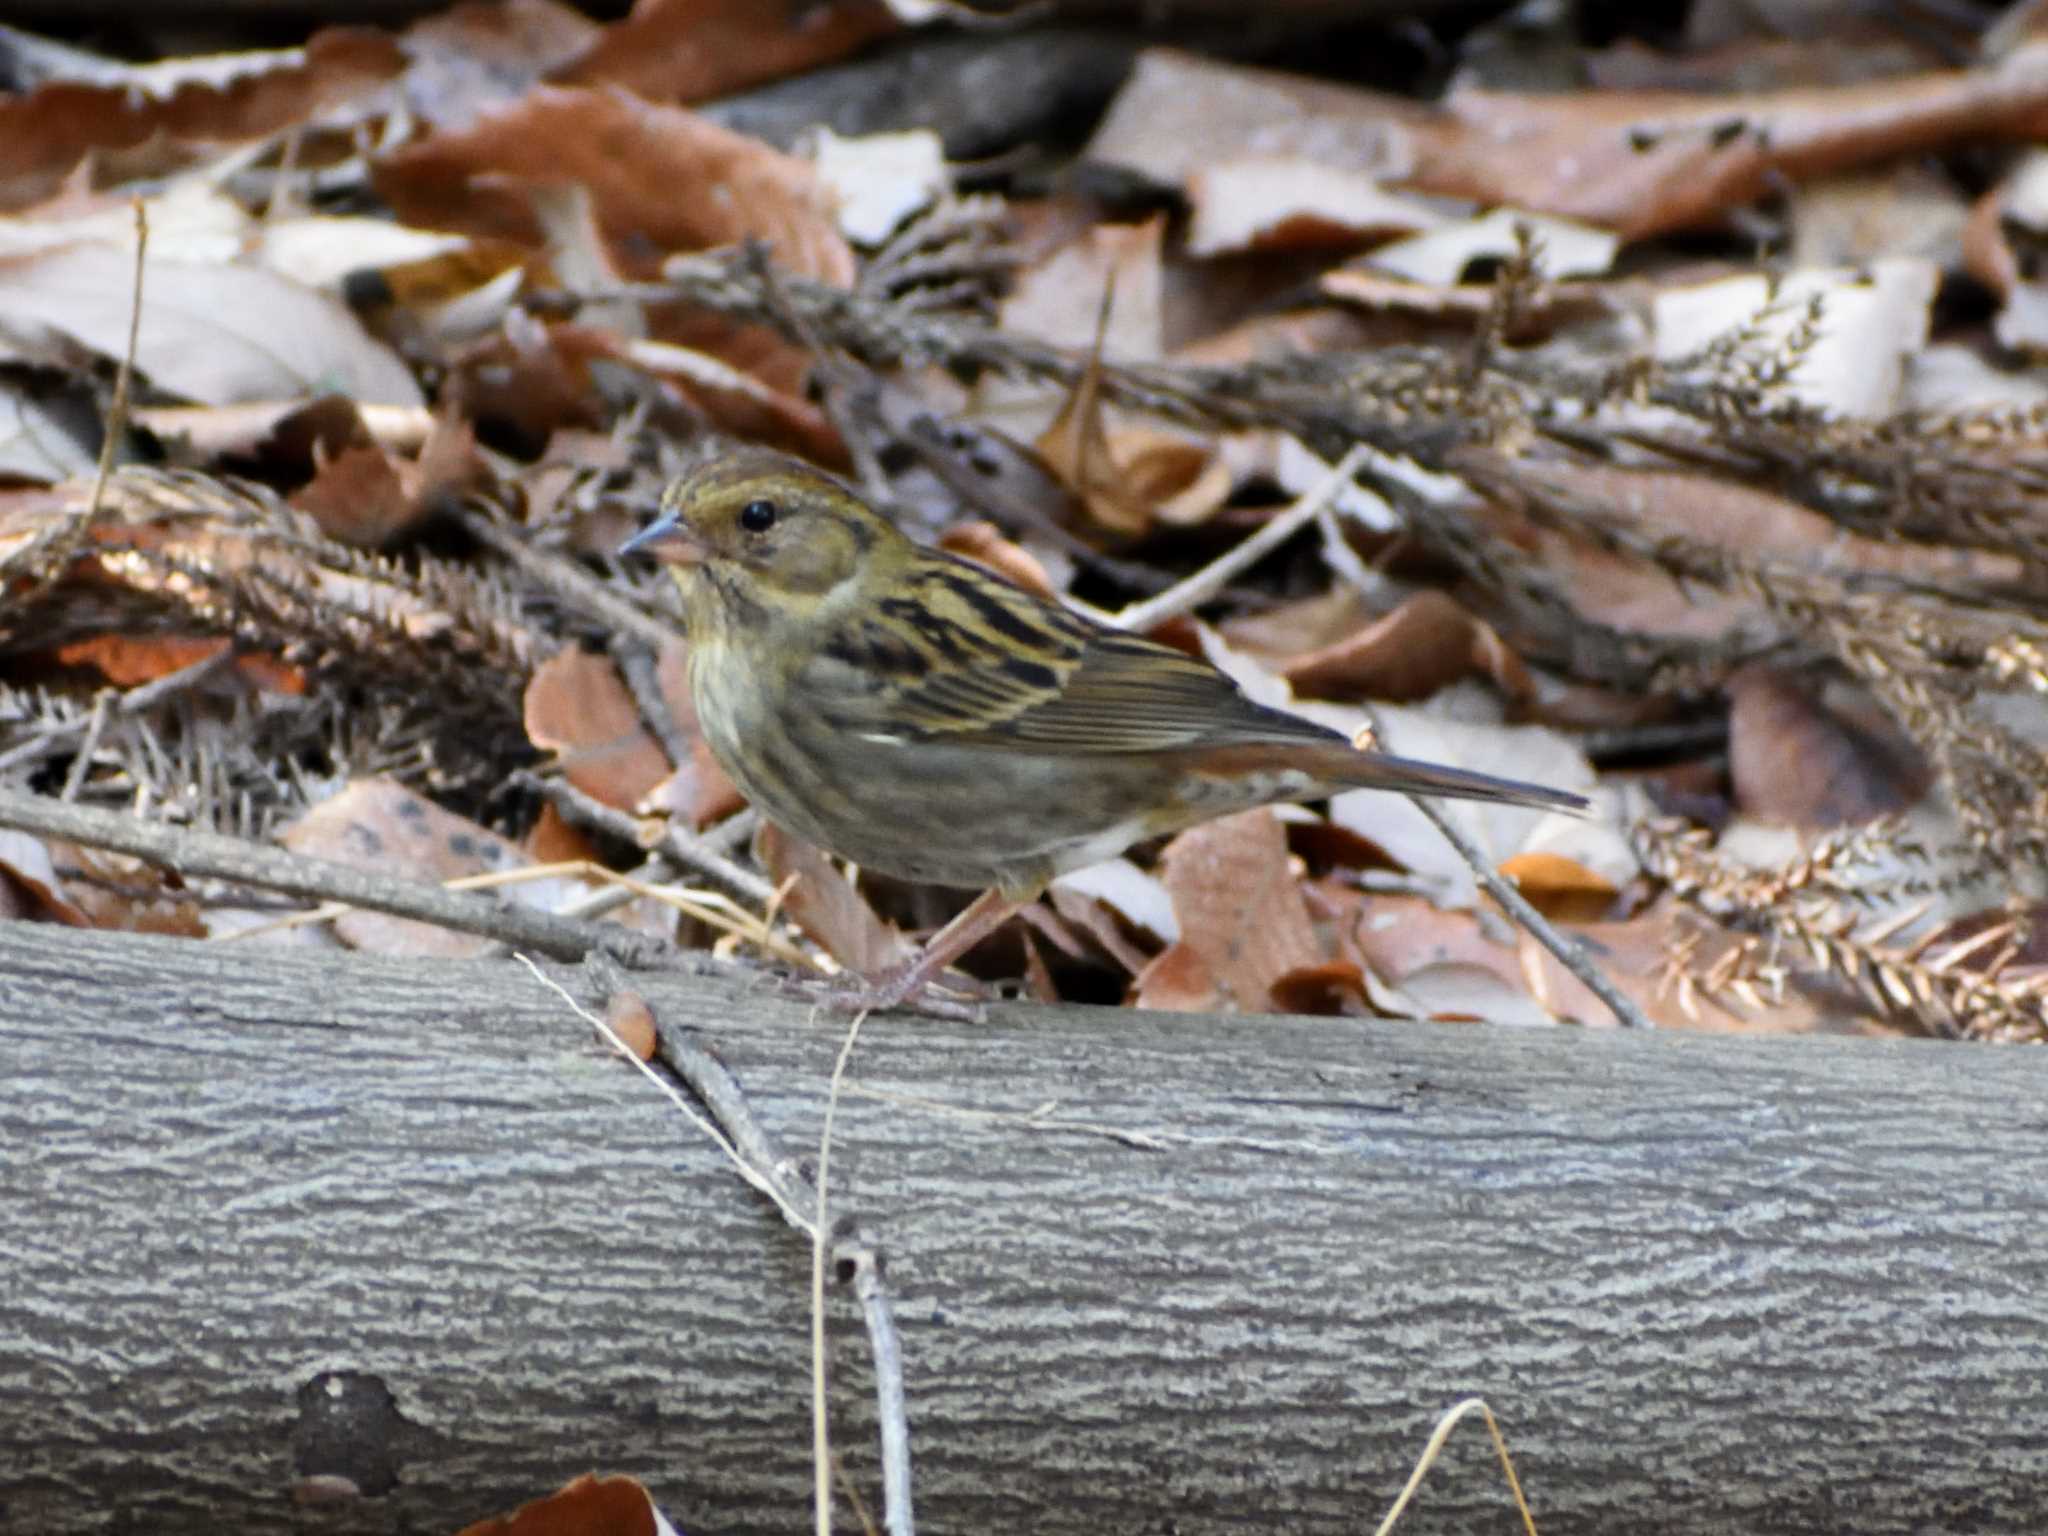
[618,507,704,566]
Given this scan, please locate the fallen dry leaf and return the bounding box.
[1495,850,1621,924]
[0,829,91,925]
[604,991,658,1062]
[1184,155,1444,258]
[982,215,1163,446]
[1091,44,2048,244]
[1963,147,2048,353]
[44,842,205,937]
[809,127,948,246]
[1318,266,1617,337]
[755,820,911,975]
[0,380,94,481]
[455,1470,667,1536]
[0,243,423,407]
[1652,258,1936,417]
[1361,206,1618,285]
[1471,456,2019,643]
[1133,807,1325,1014]
[1281,590,1536,707]
[53,634,304,696]
[561,0,899,104]
[0,29,403,211]
[135,398,438,463]
[1727,666,1932,829]
[523,650,672,813]
[640,639,744,829]
[396,0,602,129]
[1085,48,1421,194]
[278,777,590,958]
[376,86,854,288]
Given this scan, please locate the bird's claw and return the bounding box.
[770,966,988,1022]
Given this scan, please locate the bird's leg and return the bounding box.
[849,886,1027,1013]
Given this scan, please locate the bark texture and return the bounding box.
[1,921,2043,1536]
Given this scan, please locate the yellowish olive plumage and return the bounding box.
[624,449,1585,1004]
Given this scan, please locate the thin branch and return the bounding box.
[87,195,148,523]
[0,787,662,966]
[612,635,696,771]
[813,1006,862,1536]
[534,774,778,910]
[654,1012,915,1536]
[850,1246,914,1536]
[1406,792,1654,1031]
[525,962,817,1234]
[1112,444,1371,632]
[461,506,676,653]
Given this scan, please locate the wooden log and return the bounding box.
[1,920,2042,1535]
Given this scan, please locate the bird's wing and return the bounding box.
[806,551,1337,754]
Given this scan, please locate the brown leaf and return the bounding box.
[1963,149,2048,353]
[375,87,854,288]
[1086,49,1420,196]
[50,843,206,937]
[608,333,844,464]
[1127,940,1219,1013]
[279,779,584,958]
[1319,266,1617,337]
[397,0,601,128]
[937,521,1059,600]
[987,215,1163,448]
[1727,666,1932,829]
[1496,851,1620,924]
[1030,223,1173,538]
[0,30,403,211]
[1134,808,1322,1014]
[1091,44,2048,245]
[525,800,601,866]
[523,650,671,813]
[290,444,415,548]
[1428,65,2048,242]
[643,640,744,828]
[135,398,438,465]
[755,820,911,975]
[52,635,305,696]
[0,830,91,926]
[604,992,658,1063]
[561,0,899,105]
[1471,457,2020,641]
[1281,591,1535,706]
[455,1470,662,1536]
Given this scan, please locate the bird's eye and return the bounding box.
[739,499,778,533]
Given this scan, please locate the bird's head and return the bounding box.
[620,450,893,634]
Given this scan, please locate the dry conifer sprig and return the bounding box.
[0,469,550,821]
[1637,818,2048,1042]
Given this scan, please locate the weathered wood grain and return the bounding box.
[2,921,2042,1535]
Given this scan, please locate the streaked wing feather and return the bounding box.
[807,549,1340,753]
[800,549,1587,814]
[977,629,1343,752]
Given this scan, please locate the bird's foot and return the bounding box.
[772,963,988,1022]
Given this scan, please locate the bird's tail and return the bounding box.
[1303,743,1590,815]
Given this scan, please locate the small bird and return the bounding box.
[622,449,1587,1009]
